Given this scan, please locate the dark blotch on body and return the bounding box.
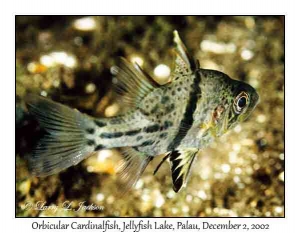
[165,103,175,113]
[161,96,170,104]
[87,140,95,146]
[140,140,155,147]
[94,120,107,127]
[163,121,173,130]
[125,129,142,136]
[86,128,95,134]
[95,144,104,151]
[150,104,159,114]
[100,132,123,139]
[159,132,168,139]
[144,124,160,133]
[110,117,123,124]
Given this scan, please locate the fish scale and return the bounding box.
[26,30,259,192]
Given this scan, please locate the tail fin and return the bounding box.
[25,95,95,176]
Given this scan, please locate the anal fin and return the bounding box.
[117,147,152,192]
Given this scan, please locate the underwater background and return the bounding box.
[16,16,284,217]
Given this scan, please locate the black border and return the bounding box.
[15,15,285,219]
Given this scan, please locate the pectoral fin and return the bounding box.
[169,148,198,192]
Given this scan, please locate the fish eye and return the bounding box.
[238,96,247,108]
[234,91,249,114]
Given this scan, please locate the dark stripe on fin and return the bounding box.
[169,148,198,192]
[167,72,201,151]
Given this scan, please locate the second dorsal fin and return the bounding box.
[111,58,159,108]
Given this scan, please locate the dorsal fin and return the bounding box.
[111,58,159,108]
[116,147,152,192]
[172,30,197,78]
[169,148,198,192]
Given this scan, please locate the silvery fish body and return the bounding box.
[26,31,259,192]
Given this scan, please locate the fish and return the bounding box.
[25,30,259,192]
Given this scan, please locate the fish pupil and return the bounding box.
[238,96,247,108]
